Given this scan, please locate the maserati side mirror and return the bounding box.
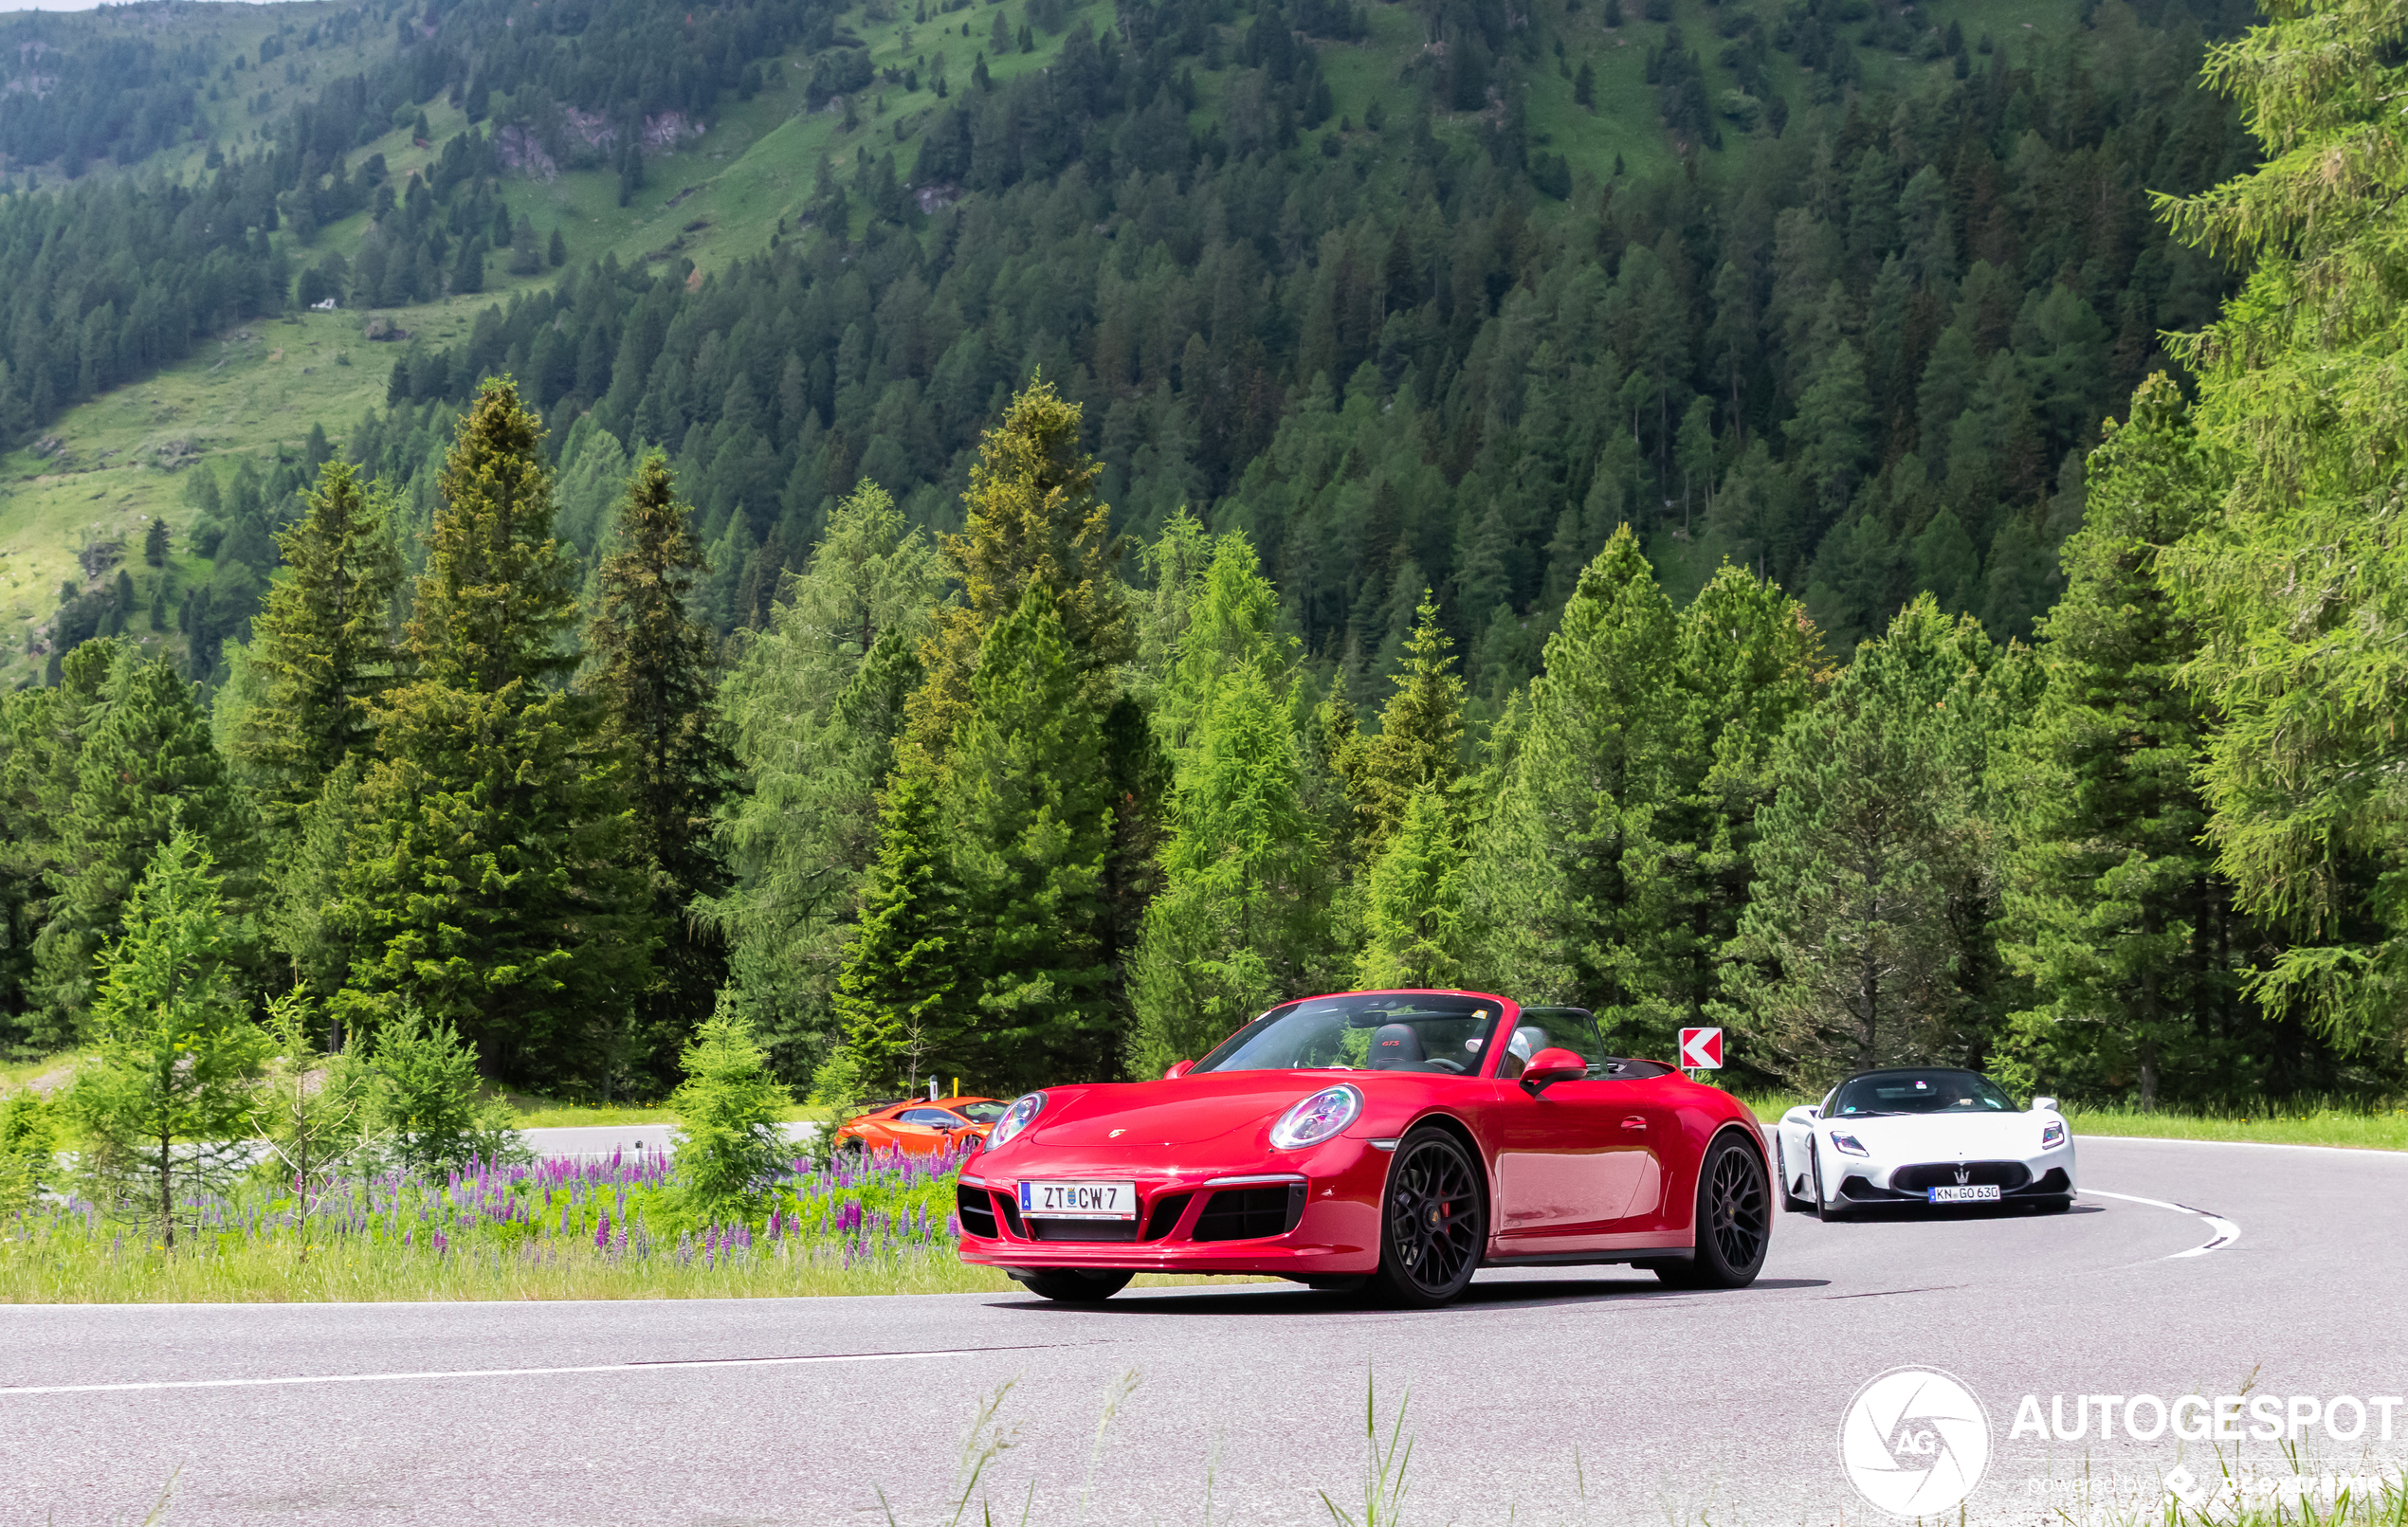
[2032,1096,2057,1114]
[1805,1106,1820,1120]
[1164,1059,1195,1080]
[1519,1047,1588,1096]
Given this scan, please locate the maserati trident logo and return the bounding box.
[1955,1166,1972,1186]
[1838,1367,1992,1518]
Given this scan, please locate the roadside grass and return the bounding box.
[1737,1092,2408,1152]
[0,1139,1250,1303]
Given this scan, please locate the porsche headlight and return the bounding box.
[987,1091,1047,1150]
[1830,1132,1870,1157]
[1269,1084,1362,1151]
[2041,1120,2067,1149]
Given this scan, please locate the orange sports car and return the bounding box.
[831,1096,1007,1157]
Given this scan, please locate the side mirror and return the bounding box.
[1164,1059,1195,1080]
[1519,1047,1588,1096]
[2032,1096,2057,1114]
[1805,1106,1820,1121]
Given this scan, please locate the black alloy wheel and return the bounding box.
[1015,1268,1135,1303]
[1372,1127,1486,1308]
[1658,1132,1771,1288]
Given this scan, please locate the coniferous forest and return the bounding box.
[0,0,2402,1114]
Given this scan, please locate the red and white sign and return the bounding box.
[1678,1027,1724,1069]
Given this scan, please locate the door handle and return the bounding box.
[1621,1117,1647,1133]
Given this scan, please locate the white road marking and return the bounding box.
[0,1344,1069,1398]
[2084,1189,2242,1257]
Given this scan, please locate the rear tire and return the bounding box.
[1013,1268,1134,1303]
[1776,1135,1813,1214]
[1370,1127,1486,1309]
[1655,1132,1771,1289]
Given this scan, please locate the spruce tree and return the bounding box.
[1724,597,2005,1078]
[34,653,256,1039]
[237,460,405,834]
[1999,376,2253,1107]
[945,587,1117,1089]
[1357,786,1466,991]
[64,828,268,1248]
[905,375,1130,756]
[1129,663,1325,1074]
[1354,589,1466,851]
[1462,530,1684,1033]
[335,379,656,1086]
[827,754,961,1099]
[586,452,736,1089]
[2155,0,2408,1048]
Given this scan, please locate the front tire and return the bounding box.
[1655,1132,1771,1289]
[1371,1127,1486,1308]
[1013,1268,1134,1303]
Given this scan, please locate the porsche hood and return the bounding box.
[1025,1071,1360,1150]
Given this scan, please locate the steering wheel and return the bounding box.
[1422,1057,1467,1074]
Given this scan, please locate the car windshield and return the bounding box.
[1831,1070,2016,1117]
[954,1100,1008,1123]
[1192,993,1507,1076]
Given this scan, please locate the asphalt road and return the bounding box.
[5,1136,2403,1527]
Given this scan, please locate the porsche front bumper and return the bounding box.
[955,1136,1393,1279]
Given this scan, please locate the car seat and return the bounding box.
[1367,1023,1425,1069]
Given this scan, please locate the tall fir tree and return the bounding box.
[335,379,656,1086]
[1462,530,1686,1038]
[33,652,256,1042]
[1723,597,2007,1080]
[825,753,962,1100]
[1999,376,2260,1107]
[1353,589,1466,851]
[235,460,405,835]
[905,375,1130,756]
[944,586,1118,1089]
[586,452,737,1091]
[1357,786,1467,991]
[1129,663,1326,1075]
[2158,0,2408,1053]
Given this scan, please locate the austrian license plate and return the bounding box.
[1019,1180,1138,1220]
[1927,1184,2001,1203]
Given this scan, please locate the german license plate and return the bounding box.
[1019,1180,1137,1220]
[1927,1184,2001,1203]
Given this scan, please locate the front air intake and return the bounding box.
[956,1184,998,1238]
[1192,1185,1304,1242]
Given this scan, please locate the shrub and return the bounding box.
[365,1006,523,1175]
[669,1006,793,1218]
[0,1090,54,1215]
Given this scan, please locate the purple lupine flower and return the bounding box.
[594,1210,611,1251]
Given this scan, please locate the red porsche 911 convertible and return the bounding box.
[957,989,1772,1307]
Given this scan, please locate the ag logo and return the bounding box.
[1837,1367,1991,1518]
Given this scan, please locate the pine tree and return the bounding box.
[586,452,737,1090]
[1355,589,1466,851]
[1999,376,2254,1107]
[64,828,268,1248]
[1724,597,2005,1079]
[828,753,962,1099]
[33,653,256,1040]
[906,375,1129,756]
[1462,529,1685,1034]
[1357,786,1466,991]
[2155,0,2408,1049]
[236,460,405,834]
[945,587,1117,1089]
[335,379,656,1086]
[1129,663,1325,1075]
[667,1006,792,1218]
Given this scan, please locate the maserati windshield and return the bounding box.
[1832,1069,2016,1117]
[1192,993,1506,1076]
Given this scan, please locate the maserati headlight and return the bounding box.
[2041,1120,2067,1149]
[1269,1084,1362,1151]
[1830,1132,1870,1156]
[987,1091,1047,1150]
